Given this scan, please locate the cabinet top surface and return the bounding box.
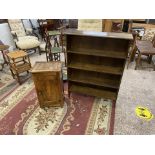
[64,29,133,40]
[31,61,62,73]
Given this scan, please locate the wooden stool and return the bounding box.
[6,50,31,84]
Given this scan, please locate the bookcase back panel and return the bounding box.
[68,53,125,67]
[69,82,117,100]
[68,68,121,89]
[67,35,129,53]
[70,81,117,92]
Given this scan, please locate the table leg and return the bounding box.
[130,46,137,62]
[135,52,141,70]
[0,50,8,71]
[148,55,152,64]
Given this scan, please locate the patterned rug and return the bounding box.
[0,73,115,135]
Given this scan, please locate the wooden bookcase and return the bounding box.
[64,29,133,100]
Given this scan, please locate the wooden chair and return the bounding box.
[6,50,31,84]
[8,19,41,55]
[127,31,155,70]
[135,37,155,70]
[38,19,65,53]
[44,28,66,65]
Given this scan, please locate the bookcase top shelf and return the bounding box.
[64,29,133,40]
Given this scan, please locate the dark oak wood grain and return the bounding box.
[66,29,132,100]
[64,29,133,40]
[68,62,123,75]
[69,83,117,100]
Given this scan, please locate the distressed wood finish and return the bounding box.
[65,29,133,100]
[6,50,31,84]
[30,62,64,108]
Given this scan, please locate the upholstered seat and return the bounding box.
[16,38,40,50]
[18,36,38,41]
[51,47,62,53]
[142,28,155,41]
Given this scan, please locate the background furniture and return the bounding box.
[31,61,64,108]
[68,19,78,29]
[38,19,67,57]
[37,19,62,40]
[0,19,7,24]
[44,29,66,63]
[103,19,124,32]
[127,31,155,70]
[127,29,155,67]
[78,19,124,32]
[8,19,41,54]
[26,19,40,39]
[6,50,31,84]
[135,41,155,70]
[0,43,9,70]
[78,19,103,32]
[65,29,132,100]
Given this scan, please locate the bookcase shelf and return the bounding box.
[68,49,127,59]
[65,29,133,100]
[68,62,123,75]
[69,83,117,100]
[68,70,120,89]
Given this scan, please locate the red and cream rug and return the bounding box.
[0,73,115,135]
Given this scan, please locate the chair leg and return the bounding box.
[127,46,137,69]
[46,53,48,62]
[10,69,15,79]
[130,46,137,62]
[63,50,67,67]
[148,55,152,64]
[58,53,61,61]
[16,73,21,85]
[135,53,141,70]
[38,47,41,55]
[127,53,132,69]
[0,63,4,71]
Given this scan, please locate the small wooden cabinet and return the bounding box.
[31,62,64,108]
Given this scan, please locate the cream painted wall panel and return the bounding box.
[0,23,15,50]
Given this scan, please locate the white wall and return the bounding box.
[0,20,39,61]
[0,23,15,50]
[22,19,39,29]
[0,23,16,62]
